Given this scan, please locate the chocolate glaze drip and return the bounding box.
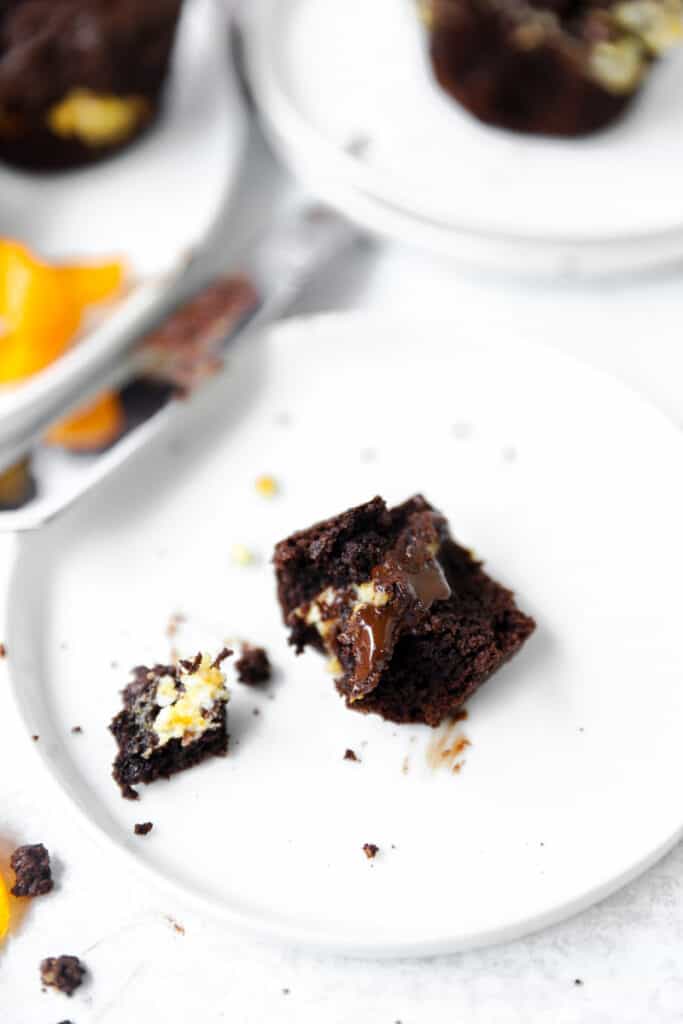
[347,545,452,695]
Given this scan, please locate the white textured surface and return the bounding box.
[3,129,683,1019]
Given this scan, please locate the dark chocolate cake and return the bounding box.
[422,0,682,135]
[274,496,535,726]
[0,0,183,171]
[110,649,231,799]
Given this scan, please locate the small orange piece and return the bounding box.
[45,390,124,451]
[0,871,9,942]
[57,260,124,306]
[0,240,125,384]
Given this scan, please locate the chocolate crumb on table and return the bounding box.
[362,843,379,860]
[11,843,53,897]
[0,642,6,657]
[40,955,85,996]
[134,822,154,836]
[344,748,359,762]
[110,650,232,799]
[31,734,39,742]
[274,495,535,726]
[235,645,271,685]
[70,726,83,735]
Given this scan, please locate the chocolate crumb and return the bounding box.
[31,734,39,742]
[0,642,6,658]
[134,822,153,836]
[362,843,379,860]
[11,843,53,897]
[40,956,85,996]
[344,748,359,762]
[179,652,203,674]
[70,726,83,735]
[235,645,271,685]
[212,646,233,669]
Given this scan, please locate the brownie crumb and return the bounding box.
[40,956,85,996]
[344,748,359,762]
[134,822,154,836]
[236,645,271,685]
[362,843,379,860]
[70,726,83,735]
[0,642,6,658]
[31,735,39,742]
[10,843,53,897]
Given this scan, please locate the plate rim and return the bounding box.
[5,310,683,958]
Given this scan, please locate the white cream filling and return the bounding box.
[150,655,230,750]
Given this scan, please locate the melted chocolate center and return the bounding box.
[348,552,451,693]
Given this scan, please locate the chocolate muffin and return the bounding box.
[422,0,682,135]
[0,0,184,171]
[274,495,536,726]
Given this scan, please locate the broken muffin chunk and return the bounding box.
[274,496,535,726]
[422,0,682,135]
[110,650,231,799]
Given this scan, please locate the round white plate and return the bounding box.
[0,0,245,275]
[245,0,683,274]
[6,312,683,957]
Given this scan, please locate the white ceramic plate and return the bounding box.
[0,0,244,276]
[6,312,683,957]
[245,0,683,274]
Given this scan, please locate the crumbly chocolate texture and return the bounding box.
[10,843,53,897]
[110,651,231,799]
[0,0,183,171]
[363,843,379,859]
[423,0,678,136]
[134,821,154,836]
[235,645,271,685]
[274,496,536,726]
[40,955,85,996]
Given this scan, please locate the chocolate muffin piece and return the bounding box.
[235,645,272,685]
[110,649,231,799]
[40,955,85,996]
[10,842,53,897]
[274,496,535,726]
[422,0,682,135]
[0,0,183,171]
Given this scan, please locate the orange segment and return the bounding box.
[0,240,125,384]
[45,390,124,451]
[0,871,9,942]
[57,260,124,305]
